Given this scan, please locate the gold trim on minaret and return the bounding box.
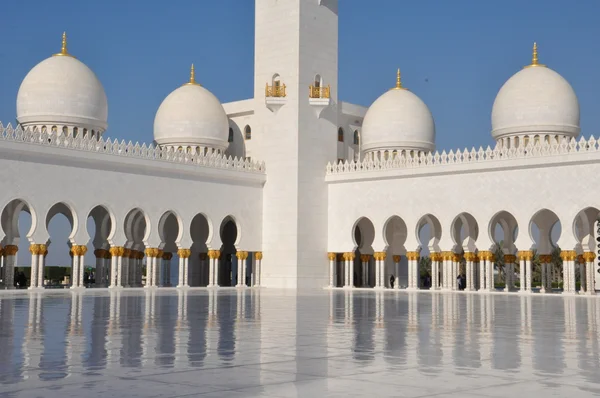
[53,32,75,58]
[524,42,545,68]
[391,68,407,90]
[184,64,201,86]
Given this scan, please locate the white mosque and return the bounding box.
[0,0,599,294]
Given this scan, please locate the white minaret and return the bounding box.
[253,0,339,289]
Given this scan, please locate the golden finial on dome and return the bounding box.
[184,64,201,86]
[391,68,406,90]
[53,32,74,58]
[525,42,545,68]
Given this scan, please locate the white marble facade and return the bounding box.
[0,0,598,293]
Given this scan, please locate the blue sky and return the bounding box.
[1,0,600,152]
[0,0,595,267]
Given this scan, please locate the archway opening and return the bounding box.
[45,203,75,287]
[350,217,374,288]
[1,199,34,288]
[416,214,442,289]
[384,216,407,288]
[190,213,210,287]
[158,211,181,287]
[219,217,238,287]
[489,211,519,288]
[86,205,113,287]
[124,208,147,287]
[530,209,562,291]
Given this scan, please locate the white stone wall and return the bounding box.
[327,144,600,257]
[0,134,265,251]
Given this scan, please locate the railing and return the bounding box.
[309,85,330,99]
[265,83,286,98]
[0,123,266,174]
[327,136,600,175]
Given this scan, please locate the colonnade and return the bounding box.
[0,243,263,290]
[328,249,596,295]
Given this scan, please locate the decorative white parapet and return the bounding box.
[326,136,599,176]
[0,123,266,174]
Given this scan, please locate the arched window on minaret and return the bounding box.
[314,74,322,88]
[338,128,344,142]
[353,130,359,145]
[228,128,234,143]
[244,125,252,140]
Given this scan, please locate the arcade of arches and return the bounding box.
[0,200,263,290]
[328,209,599,295]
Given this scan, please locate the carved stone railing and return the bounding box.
[0,123,266,174]
[327,136,600,175]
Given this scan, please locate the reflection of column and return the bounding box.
[66,293,85,373]
[504,255,516,292]
[122,249,132,287]
[106,290,121,367]
[109,246,125,288]
[175,289,189,369]
[328,253,336,287]
[23,292,43,374]
[29,244,40,289]
[74,245,87,288]
[343,252,355,288]
[142,289,157,363]
[94,249,107,287]
[584,252,596,295]
[4,245,18,289]
[254,252,262,287]
[392,255,400,289]
[177,249,191,287]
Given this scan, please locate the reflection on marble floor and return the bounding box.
[0,290,600,397]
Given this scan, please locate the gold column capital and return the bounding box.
[392,255,401,263]
[344,252,355,261]
[406,251,420,261]
[441,251,453,261]
[4,244,18,256]
[464,252,476,262]
[373,251,387,261]
[29,244,41,255]
[255,251,263,260]
[517,250,533,261]
[504,254,517,263]
[577,254,585,264]
[478,251,494,261]
[163,252,173,260]
[430,252,441,262]
[583,252,596,262]
[177,248,192,259]
[327,252,336,261]
[110,246,125,257]
[559,250,577,261]
[94,248,108,259]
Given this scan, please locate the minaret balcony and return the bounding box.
[265,83,286,112]
[309,84,331,118]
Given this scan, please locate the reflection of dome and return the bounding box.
[361,70,435,154]
[16,33,108,135]
[154,65,228,152]
[491,43,580,143]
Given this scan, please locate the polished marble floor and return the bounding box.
[0,289,599,397]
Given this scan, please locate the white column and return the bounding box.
[70,249,79,289]
[345,253,355,288]
[29,245,39,289]
[4,246,17,289]
[392,255,400,289]
[183,256,189,287]
[465,254,473,291]
[363,256,370,287]
[109,248,119,288]
[145,249,154,287]
[525,253,532,292]
[236,252,245,287]
[77,247,86,288]
[479,255,486,291]
[485,252,494,291]
[116,252,124,287]
[178,254,185,287]
[585,253,595,295]
[519,253,526,293]
[155,251,162,287]
[328,253,335,287]
[374,253,381,288]
[254,252,262,287]
[562,251,576,294]
[38,248,46,289]
[540,258,547,293]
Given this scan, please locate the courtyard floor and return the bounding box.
[0,288,599,397]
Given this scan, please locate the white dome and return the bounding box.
[362,77,435,153]
[154,72,228,151]
[491,60,579,141]
[17,50,108,133]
